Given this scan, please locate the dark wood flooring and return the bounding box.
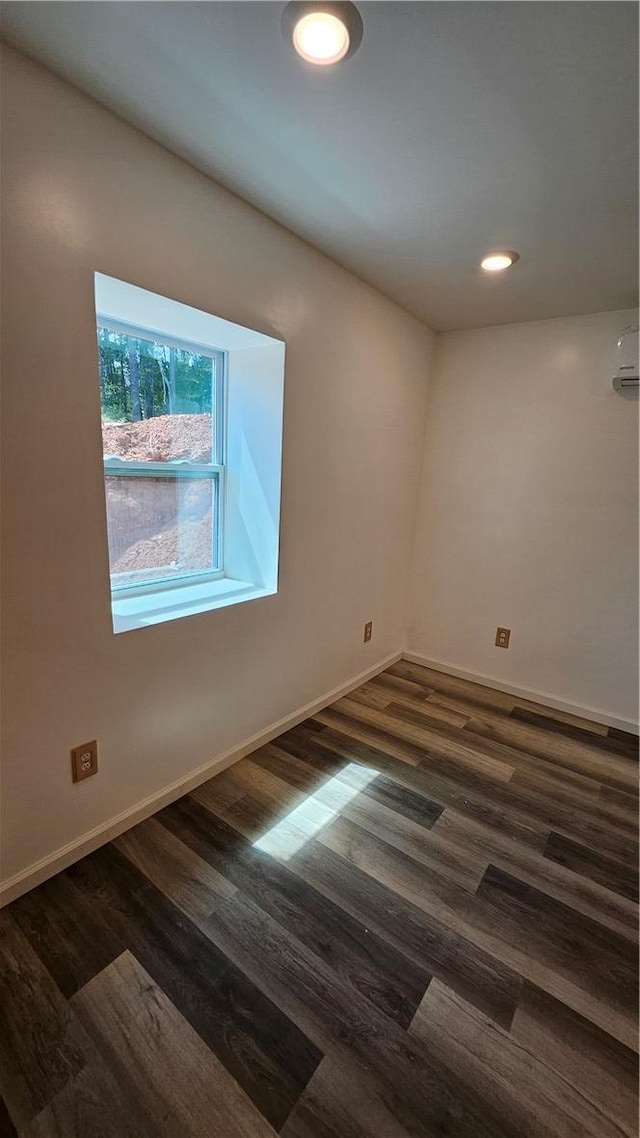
[1,661,638,1137]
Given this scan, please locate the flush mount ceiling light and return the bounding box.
[481,251,520,273]
[282,1,363,65]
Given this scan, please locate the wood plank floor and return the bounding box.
[1,661,638,1137]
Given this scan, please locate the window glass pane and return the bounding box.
[105,476,218,588]
[98,328,216,463]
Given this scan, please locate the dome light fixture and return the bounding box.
[481,251,520,273]
[282,1,363,66]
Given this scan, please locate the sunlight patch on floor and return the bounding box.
[252,763,379,859]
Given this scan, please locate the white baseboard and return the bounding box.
[402,651,639,735]
[0,649,402,908]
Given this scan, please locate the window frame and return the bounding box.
[97,317,227,597]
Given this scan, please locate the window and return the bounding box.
[98,324,225,592]
[95,274,285,633]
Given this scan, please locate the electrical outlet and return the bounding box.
[495,627,511,649]
[71,740,98,782]
[363,621,373,643]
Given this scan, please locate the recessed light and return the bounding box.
[481,251,520,272]
[282,2,363,66]
[294,12,349,63]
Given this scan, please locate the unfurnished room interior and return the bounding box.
[0,2,638,1136]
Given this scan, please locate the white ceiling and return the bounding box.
[1,1,637,331]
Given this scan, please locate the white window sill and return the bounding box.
[111,576,274,633]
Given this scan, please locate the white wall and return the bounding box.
[408,310,639,727]
[0,47,434,891]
